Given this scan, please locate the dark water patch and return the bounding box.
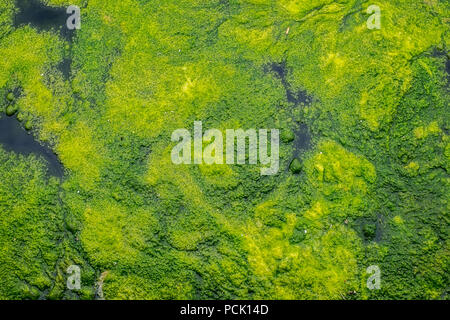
[268,62,286,80]
[293,123,311,156]
[374,212,385,243]
[355,213,384,243]
[0,116,64,177]
[292,89,312,105]
[446,57,449,79]
[443,127,449,136]
[431,47,450,84]
[14,0,75,42]
[266,62,313,105]
[57,57,72,80]
[265,62,313,171]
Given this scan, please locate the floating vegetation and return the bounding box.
[289,158,302,174]
[5,105,17,116]
[0,116,63,177]
[16,112,24,122]
[14,0,76,41]
[0,0,448,300]
[281,128,295,143]
[24,120,32,131]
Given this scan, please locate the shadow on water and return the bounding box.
[0,116,64,177]
[14,0,75,42]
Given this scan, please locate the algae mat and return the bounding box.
[0,0,448,300]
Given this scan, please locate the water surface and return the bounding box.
[0,116,64,177]
[14,0,75,41]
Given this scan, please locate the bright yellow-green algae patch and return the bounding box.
[0,0,448,299]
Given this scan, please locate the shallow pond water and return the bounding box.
[294,123,311,155]
[266,62,313,157]
[0,116,64,177]
[267,62,313,105]
[14,0,75,41]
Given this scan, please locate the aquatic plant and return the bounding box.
[24,120,33,131]
[0,0,448,300]
[289,158,302,174]
[5,105,17,116]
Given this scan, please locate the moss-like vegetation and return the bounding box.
[289,158,302,174]
[5,105,17,116]
[0,0,448,300]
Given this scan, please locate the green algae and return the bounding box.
[289,158,302,174]
[24,120,33,131]
[362,224,376,241]
[5,105,17,116]
[0,0,448,300]
[281,128,295,143]
[16,112,24,122]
